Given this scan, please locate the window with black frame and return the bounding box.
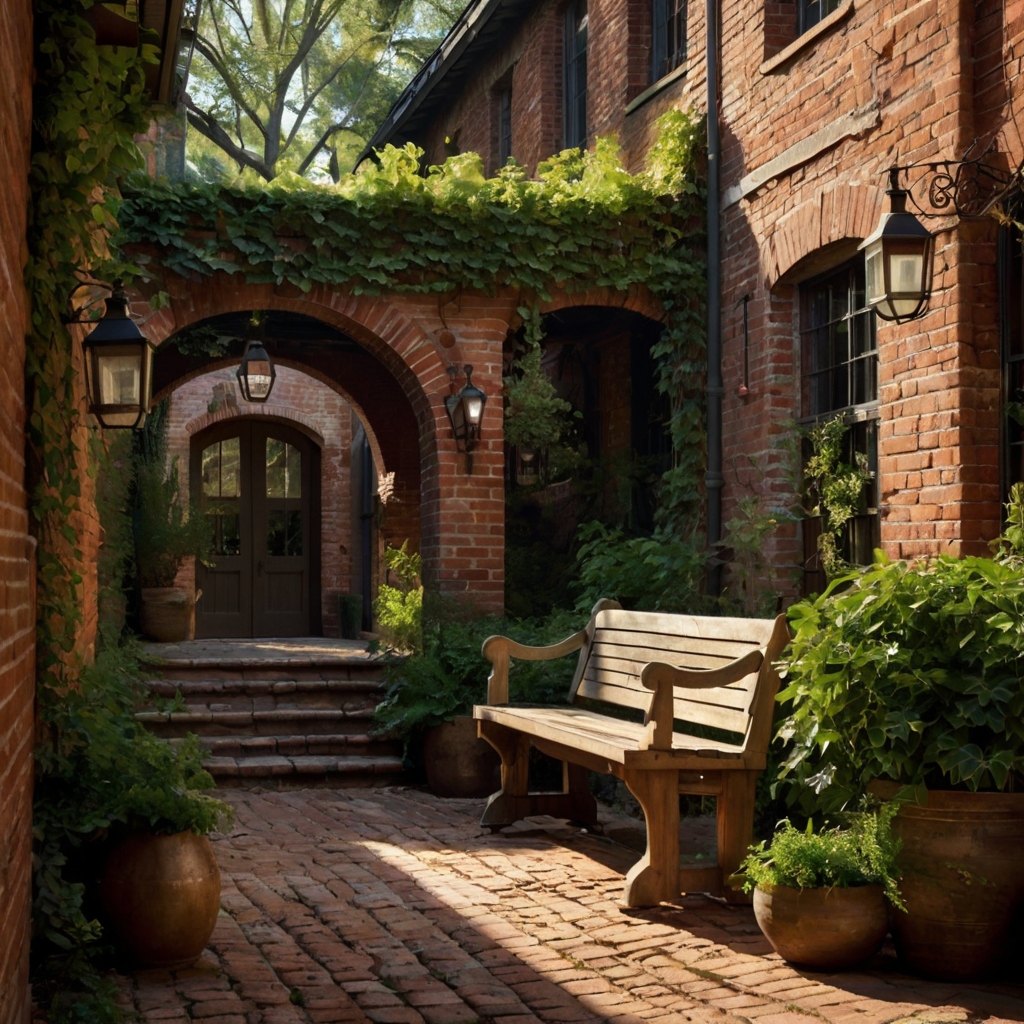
[1003,219,1024,493]
[798,0,841,33]
[652,0,685,82]
[563,0,588,150]
[800,259,880,592]
[497,87,512,166]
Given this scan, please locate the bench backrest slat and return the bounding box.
[570,609,779,742]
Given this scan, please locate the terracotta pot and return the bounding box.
[753,884,888,969]
[100,831,221,970]
[140,587,195,643]
[878,786,1024,980]
[423,716,501,798]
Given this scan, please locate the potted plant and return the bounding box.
[135,454,210,642]
[775,489,1024,979]
[98,732,231,969]
[740,807,903,970]
[34,645,232,973]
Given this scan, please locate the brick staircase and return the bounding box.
[136,638,405,787]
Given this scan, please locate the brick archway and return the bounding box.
[134,275,510,610]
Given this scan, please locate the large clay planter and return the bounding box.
[423,716,501,798]
[140,587,195,642]
[880,787,1024,981]
[100,831,221,970]
[753,884,888,969]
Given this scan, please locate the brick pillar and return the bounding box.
[0,1,35,1022]
[419,327,506,615]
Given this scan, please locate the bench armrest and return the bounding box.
[638,649,765,750]
[481,630,588,704]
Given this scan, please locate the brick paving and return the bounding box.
[120,789,1024,1024]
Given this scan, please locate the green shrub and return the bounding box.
[740,804,904,908]
[374,542,423,653]
[776,549,1024,812]
[134,455,211,588]
[573,521,708,613]
[373,606,584,741]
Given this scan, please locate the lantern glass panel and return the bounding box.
[464,394,484,425]
[98,352,141,406]
[244,359,273,400]
[864,240,885,308]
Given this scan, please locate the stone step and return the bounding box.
[143,677,385,713]
[204,753,405,788]
[179,732,396,759]
[142,663,387,686]
[136,707,379,738]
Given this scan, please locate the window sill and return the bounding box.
[625,61,688,116]
[759,0,854,75]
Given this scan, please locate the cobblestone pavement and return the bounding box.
[121,788,1024,1024]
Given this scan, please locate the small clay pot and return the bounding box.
[753,884,888,970]
[140,587,195,643]
[423,716,501,798]
[100,831,221,970]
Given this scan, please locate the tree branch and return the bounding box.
[185,99,276,181]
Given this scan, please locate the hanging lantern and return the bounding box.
[81,285,154,430]
[236,338,276,402]
[861,167,934,323]
[444,364,488,473]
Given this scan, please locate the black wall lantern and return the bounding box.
[236,337,276,402]
[445,364,487,473]
[860,167,934,323]
[81,284,154,430]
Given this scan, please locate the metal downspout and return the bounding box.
[705,0,723,596]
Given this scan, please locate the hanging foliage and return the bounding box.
[119,109,709,522]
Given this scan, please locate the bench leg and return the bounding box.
[477,723,599,828]
[622,768,679,907]
[717,770,758,902]
[478,722,531,827]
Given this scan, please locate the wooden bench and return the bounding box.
[473,600,789,907]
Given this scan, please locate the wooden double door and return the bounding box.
[192,420,320,638]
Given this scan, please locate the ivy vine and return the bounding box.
[119,113,709,525]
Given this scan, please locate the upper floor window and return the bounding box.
[652,0,686,81]
[798,0,841,34]
[497,87,512,166]
[800,259,880,588]
[563,0,588,149]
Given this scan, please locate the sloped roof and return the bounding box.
[356,0,536,167]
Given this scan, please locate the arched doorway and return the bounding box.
[191,419,322,637]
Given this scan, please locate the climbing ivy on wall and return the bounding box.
[119,113,709,525]
[27,0,152,691]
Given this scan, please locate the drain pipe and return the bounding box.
[360,434,374,631]
[704,0,724,597]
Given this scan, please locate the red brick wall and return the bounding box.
[417,0,705,174]
[0,0,35,1021]
[404,0,1024,592]
[165,366,358,635]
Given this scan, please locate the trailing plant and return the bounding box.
[374,542,424,654]
[740,804,904,908]
[776,495,1024,812]
[803,416,871,579]
[504,307,577,452]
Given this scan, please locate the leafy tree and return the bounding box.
[181,0,459,181]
